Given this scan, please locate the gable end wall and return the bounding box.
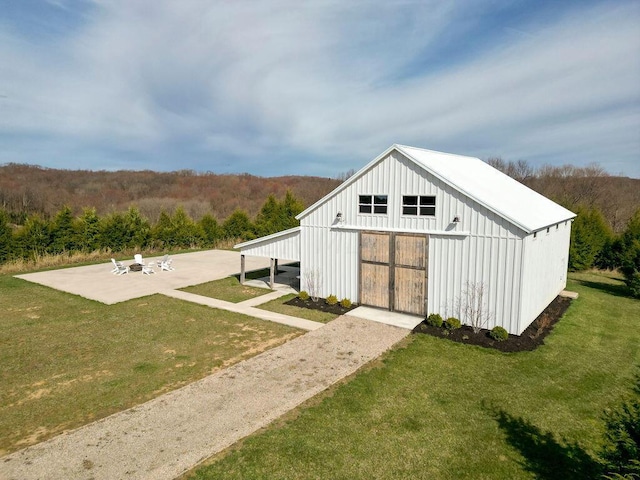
[300,152,540,334]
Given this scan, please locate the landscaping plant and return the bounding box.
[600,369,640,478]
[426,313,443,328]
[340,298,352,309]
[326,295,338,306]
[489,326,509,342]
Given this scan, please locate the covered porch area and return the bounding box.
[235,227,301,290]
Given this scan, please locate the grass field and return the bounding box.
[188,271,640,479]
[181,275,269,303]
[0,274,301,456]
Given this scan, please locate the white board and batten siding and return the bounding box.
[297,145,575,335]
[238,144,575,335]
[300,226,359,302]
[519,221,572,329]
[299,149,530,332]
[235,227,301,261]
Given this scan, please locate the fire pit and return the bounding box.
[129,263,143,272]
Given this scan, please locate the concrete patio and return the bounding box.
[15,250,423,330]
[15,250,278,305]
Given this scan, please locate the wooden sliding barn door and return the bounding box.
[360,232,390,309]
[359,232,428,316]
[393,234,428,315]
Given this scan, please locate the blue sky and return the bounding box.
[0,0,638,178]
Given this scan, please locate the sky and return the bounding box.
[0,0,639,178]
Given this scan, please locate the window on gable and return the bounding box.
[359,195,387,214]
[402,195,436,216]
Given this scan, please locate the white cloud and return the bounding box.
[0,0,638,176]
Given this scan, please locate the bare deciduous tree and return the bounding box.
[304,268,322,302]
[457,281,493,334]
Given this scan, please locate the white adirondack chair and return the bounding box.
[111,258,129,275]
[159,254,174,271]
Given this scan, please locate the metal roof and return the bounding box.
[395,145,576,233]
[298,144,576,233]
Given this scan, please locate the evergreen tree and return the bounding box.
[0,209,13,263]
[198,214,221,248]
[169,206,200,248]
[49,206,77,254]
[152,211,173,248]
[123,206,151,249]
[254,195,279,237]
[15,214,51,260]
[600,369,640,478]
[619,209,640,297]
[99,212,129,252]
[253,191,303,237]
[77,208,101,252]
[280,190,304,228]
[222,210,254,240]
[569,207,612,271]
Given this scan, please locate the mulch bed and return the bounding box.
[412,295,573,352]
[284,296,358,316]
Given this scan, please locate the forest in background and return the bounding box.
[0,164,340,224]
[1,161,638,232]
[0,160,639,296]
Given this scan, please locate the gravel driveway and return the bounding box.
[0,316,410,480]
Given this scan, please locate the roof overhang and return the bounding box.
[234,227,301,261]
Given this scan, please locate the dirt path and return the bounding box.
[0,316,409,480]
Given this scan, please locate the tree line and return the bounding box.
[0,163,339,224]
[0,191,304,265]
[1,158,639,296]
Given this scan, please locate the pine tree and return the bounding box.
[49,206,77,254]
[198,214,221,248]
[77,208,101,252]
[222,210,254,240]
[619,209,640,297]
[0,209,13,263]
[15,214,51,260]
[569,207,612,271]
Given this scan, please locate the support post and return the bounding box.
[240,254,246,284]
[270,258,275,289]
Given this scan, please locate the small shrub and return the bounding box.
[600,369,640,478]
[445,317,461,330]
[340,298,352,309]
[489,326,509,342]
[298,291,309,301]
[326,294,338,305]
[426,313,443,328]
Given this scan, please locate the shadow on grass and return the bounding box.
[487,405,602,480]
[572,278,632,299]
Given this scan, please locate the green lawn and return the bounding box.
[188,271,640,479]
[181,275,269,303]
[256,293,339,323]
[0,275,301,456]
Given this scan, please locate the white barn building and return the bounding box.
[236,144,576,335]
